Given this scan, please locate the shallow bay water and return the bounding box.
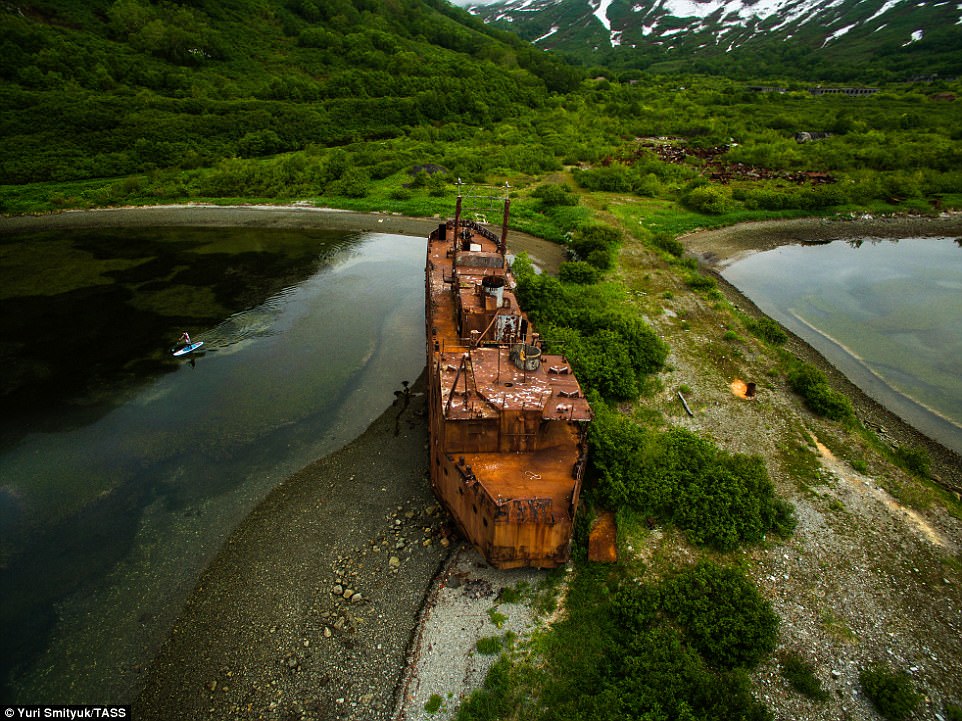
[0,227,426,702]
[722,236,962,455]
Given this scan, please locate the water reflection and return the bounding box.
[0,228,426,702]
[722,236,962,454]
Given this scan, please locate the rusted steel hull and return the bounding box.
[425,195,591,569]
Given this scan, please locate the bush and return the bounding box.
[787,362,853,422]
[588,406,796,549]
[686,271,718,293]
[476,636,504,655]
[662,562,780,670]
[424,693,443,713]
[893,445,931,478]
[780,651,829,700]
[859,663,921,721]
[513,257,668,402]
[531,182,579,206]
[571,224,621,268]
[329,167,370,198]
[650,231,684,257]
[559,260,600,284]
[747,316,788,345]
[684,184,734,214]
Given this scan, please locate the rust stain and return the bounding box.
[588,511,618,563]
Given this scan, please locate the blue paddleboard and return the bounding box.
[172,341,204,357]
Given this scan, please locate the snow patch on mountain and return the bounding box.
[902,27,925,42]
[822,22,858,45]
[866,0,907,22]
[535,24,561,41]
[592,0,614,29]
[471,0,962,61]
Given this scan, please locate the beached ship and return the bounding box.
[425,188,592,569]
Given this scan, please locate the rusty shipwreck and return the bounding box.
[425,189,592,569]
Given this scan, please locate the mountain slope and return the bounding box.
[468,0,962,80]
[0,0,582,184]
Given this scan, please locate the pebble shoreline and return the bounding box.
[136,378,450,720]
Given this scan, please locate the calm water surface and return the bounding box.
[0,227,425,702]
[722,237,962,454]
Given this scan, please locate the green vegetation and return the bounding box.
[457,562,777,721]
[1,4,961,219]
[512,253,668,402]
[589,404,796,550]
[859,663,922,721]
[424,693,444,714]
[779,651,829,701]
[476,636,504,655]
[745,316,789,346]
[893,444,932,478]
[787,361,854,422]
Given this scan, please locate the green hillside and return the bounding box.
[0,0,581,184]
[1,2,960,221]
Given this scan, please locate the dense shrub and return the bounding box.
[531,182,579,206]
[686,271,718,293]
[746,316,788,345]
[779,652,829,700]
[787,362,853,421]
[859,663,921,721]
[570,224,621,269]
[558,261,599,284]
[650,231,684,257]
[589,405,796,549]
[684,184,734,214]
[661,562,780,670]
[893,444,931,478]
[512,254,668,402]
[584,565,776,721]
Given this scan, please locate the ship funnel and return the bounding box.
[510,343,541,372]
[481,275,505,307]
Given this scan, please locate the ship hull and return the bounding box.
[424,201,591,569]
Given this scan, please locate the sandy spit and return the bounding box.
[0,203,565,273]
[682,212,962,270]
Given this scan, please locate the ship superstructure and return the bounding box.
[425,189,591,569]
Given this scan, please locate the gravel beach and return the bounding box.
[135,376,451,721]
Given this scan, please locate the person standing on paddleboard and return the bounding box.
[179,331,191,347]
